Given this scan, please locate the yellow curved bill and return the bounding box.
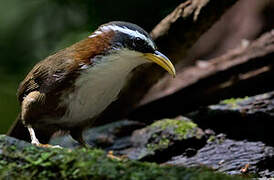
[144,51,176,78]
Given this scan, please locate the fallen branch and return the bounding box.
[131,30,274,120]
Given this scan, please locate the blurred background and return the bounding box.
[0,0,273,133]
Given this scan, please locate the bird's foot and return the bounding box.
[31,140,62,148]
[27,125,62,148]
[39,144,62,148]
[107,151,127,160]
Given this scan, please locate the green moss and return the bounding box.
[150,118,197,139]
[145,118,200,152]
[207,135,216,143]
[0,135,245,180]
[220,97,248,108]
[147,137,170,152]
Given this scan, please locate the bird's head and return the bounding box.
[86,21,176,77]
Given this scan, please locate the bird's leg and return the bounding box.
[27,125,40,146]
[27,126,61,148]
[107,150,125,160]
[21,91,60,148]
[70,129,89,148]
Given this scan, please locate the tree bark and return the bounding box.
[131,30,274,120]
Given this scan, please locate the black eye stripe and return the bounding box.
[108,25,155,53]
[134,37,144,45]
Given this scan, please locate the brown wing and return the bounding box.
[9,33,114,143]
[17,53,77,103]
[17,33,113,103]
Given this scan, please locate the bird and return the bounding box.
[7,21,176,147]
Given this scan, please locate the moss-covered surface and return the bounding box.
[150,117,198,138]
[220,97,249,108]
[145,117,203,152]
[126,117,206,161]
[0,135,246,180]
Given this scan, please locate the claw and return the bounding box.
[37,144,62,148]
[27,125,62,148]
[107,151,127,160]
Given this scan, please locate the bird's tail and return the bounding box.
[7,114,31,142]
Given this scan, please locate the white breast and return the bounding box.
[59,50,147,126]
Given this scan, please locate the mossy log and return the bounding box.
[188,91,274,146]
[0,135,245,180]
[125,117,206,162]
[167,135,274,177]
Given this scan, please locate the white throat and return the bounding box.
[59,49,147,126]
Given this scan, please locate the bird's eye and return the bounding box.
[135,37,142,41]
[132,37,154,53]
[133,37,143,47]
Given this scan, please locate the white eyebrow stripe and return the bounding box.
[89,25,155,48]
